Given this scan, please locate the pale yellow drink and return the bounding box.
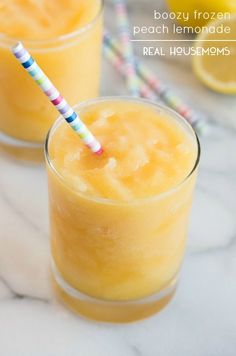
[0,0,103,156]
[46,97,200,322]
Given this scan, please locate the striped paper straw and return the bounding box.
[11,42,103,155]
[104,30,208,135]
[113,0,139,97]
[103,42,158,101]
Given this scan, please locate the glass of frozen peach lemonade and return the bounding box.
[0,0,103,161]
[45,97,200,323]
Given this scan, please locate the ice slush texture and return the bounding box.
[0,0,100,39]
[49,100,197,201]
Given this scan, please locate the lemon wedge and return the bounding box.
[192,15,236,94]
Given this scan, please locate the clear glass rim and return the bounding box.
[45,96,201,206]
[0,0,104,49]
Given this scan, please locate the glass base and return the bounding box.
[52,263,177,323]
[0,131,44,163]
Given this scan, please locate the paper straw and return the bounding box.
[11,42,103,155]
[113,0,139,97]
[103,42,158,101]
[104,30,208,135]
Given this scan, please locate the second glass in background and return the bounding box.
[0,0,103,160]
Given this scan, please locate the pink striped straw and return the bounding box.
[11,42,103,155]
[113,0,139,97]
[103,42,158,101]
[103,30,208,135]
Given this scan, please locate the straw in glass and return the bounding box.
[11,42,103,155]
[104,30,208,135]
[113,0,139,97]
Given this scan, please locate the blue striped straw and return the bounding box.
[12,42,103,155]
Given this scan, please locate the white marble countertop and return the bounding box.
[0,1,236,355]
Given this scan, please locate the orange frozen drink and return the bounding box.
[0,0,103,157]
[45,97,200,322]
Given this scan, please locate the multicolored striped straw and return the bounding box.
[104,30,208,135]
[11,42,103,155]
[103,41,158,101]
[113,0,139,97]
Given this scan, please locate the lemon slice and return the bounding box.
[192,15,236,94]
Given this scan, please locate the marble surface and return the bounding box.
[0,1,236,355]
